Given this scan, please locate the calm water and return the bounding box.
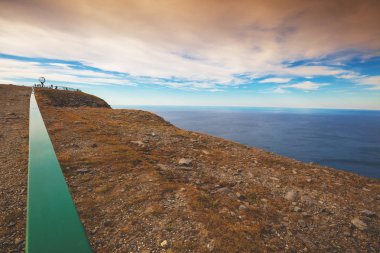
[116,106,380,178]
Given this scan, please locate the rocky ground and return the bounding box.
[0,85,379,253]
[0,84,31,253]
[34,87,379,253]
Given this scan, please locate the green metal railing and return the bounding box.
[26,91,92,253]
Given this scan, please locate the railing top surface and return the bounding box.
[27,92,92,253]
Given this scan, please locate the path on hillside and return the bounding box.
[0,84,31,252]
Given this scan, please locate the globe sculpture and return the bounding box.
[39,77,46,87]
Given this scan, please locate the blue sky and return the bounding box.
[1,0,380,109]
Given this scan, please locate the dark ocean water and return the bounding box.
[115,106,380,178]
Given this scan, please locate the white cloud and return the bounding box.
[0,58,132,87]
[259,78,291,83]
[339,73,361,79]
[273,65,348,77]
[277,81,329,92]
[357,76,380,90]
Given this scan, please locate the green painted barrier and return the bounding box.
[26,92,92,253]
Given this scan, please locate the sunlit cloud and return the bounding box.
[274,81,329,93]
[358,76,380,90]
[259,78,291,83]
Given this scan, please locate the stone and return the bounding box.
[178,158,192,166]
[157,164,168,170]
[238,204,247,211]
[70,143,79,148]
[207,240,215,251]
[160,240,168,247]
[103,219,112,227]
[360,210,376,217]
[285,190,299,201]
[343,231,351,237]
[14,238,23,245]
[294,206,302,212]
[8,221,15,227]
[351,218,367,230]
[236,192,246,200]
[202,150,210,155]
[131,140,144,146]
[306,178,312,183]
[91,143,98,148]
[215,187,229,194]
[77,168,89,173]
[298,219,306,228]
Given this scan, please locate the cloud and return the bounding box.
[339,73,362,79]
[276,66,348,77]
[0,0,379,90]
[0,58,132,86]
[275,81,329,93]
[357,76,380,90]
[259,78,291,83]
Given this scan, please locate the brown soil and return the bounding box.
[34,87,379,253]
[0,84,31,253]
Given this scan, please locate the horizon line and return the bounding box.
[112,104,380,111]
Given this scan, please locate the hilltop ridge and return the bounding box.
[36,88,111,108]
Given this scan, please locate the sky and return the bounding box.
[1,0,380,109]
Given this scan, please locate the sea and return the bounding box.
[115,106,380,179]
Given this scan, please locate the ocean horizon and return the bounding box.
[115,105,380,179]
